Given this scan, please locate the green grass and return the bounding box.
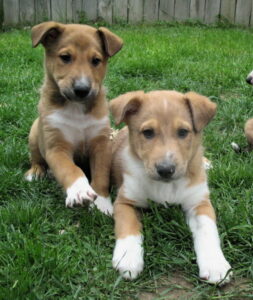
[1,23,253,299]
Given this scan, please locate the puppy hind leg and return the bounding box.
[25,118,47,181]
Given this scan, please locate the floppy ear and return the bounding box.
[97,27,123,57]
[109,91,144,125]
[184,91,217,132]
[31,21,64,48]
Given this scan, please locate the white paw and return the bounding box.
[66,177,97,207]
[112,235,144,280]
[198,254,232,285]
[25,174,34,182]
[90,195,113,216]
[202,157,213,170]
[231,142,241,152]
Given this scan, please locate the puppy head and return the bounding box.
[110,90,216,181]
[32,22,123,106]
[246,70,253,85]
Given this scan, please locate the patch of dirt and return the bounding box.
[138,274,252,300]
[138,274,194,300]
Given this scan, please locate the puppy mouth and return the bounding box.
[146,168,185,182]
[61,88,98,103]
[150,174,176,183]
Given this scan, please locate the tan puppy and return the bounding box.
[244,118,253,150]
[25,22,123,215]
[245,70,253,150]
[231,70,253,152]
[110,90,232,283]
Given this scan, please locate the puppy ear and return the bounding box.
[31,21,64,48]
[97,27,123,57]
[184,92,217,132]
[110,91,144,125]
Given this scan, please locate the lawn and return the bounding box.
[0,22,253,299]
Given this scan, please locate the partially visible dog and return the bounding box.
[245,71,253,150]
[110,90,232,284]
[25,22,123,215]
[232,70,253,152]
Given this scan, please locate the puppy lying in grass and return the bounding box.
[110,90,232,284]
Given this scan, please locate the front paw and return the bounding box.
[90,195,113,216]
[112,235,144,280]
[198,254,232,285]
[66,177,97,207]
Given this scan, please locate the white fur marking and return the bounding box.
[203,158,213,170]
[188,215,232,284]
[246,70,253,84]
[112,235,144,280]
[90,195,113,216]
[78,76,89,86]
[66,176,97,207]
[25,174,34,182]
[121,147,209,208]
[46,102,109,145]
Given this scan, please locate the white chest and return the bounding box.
[121,148,209,209]
[46,103,109,145]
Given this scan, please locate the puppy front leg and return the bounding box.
[46,149,97,207]
[112,196,144,279]
[184,198,232,284]
[89,133,113,215]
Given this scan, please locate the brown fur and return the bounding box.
[25,22,123,205]
[110,90,217,238]
[245,118,253,150]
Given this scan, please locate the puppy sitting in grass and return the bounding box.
[110,90,232,284]
[25,22,122,215]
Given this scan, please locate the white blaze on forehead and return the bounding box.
[46,101,109,145]
[163,98,168,110]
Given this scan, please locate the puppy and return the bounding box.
[110,90,232,284]
[25,22,123,215]
[232,70,253,152]
[245,71,253,150]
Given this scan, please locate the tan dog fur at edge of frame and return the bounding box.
[25,22,123,215]
[244,70,253,150]
[109,90,232,284]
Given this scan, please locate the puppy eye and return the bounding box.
[142,129,155,139]
[60,54,72,64]
[178,128,189,138]
[92,57,101,66]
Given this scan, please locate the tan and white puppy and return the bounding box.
[245,70,253,150]
[110,90,232,283]
[25,22,123,215]
[232,70,253,152]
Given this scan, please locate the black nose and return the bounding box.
[246,76,253,85]
[156,163,176,179]
[73,80,91,98]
